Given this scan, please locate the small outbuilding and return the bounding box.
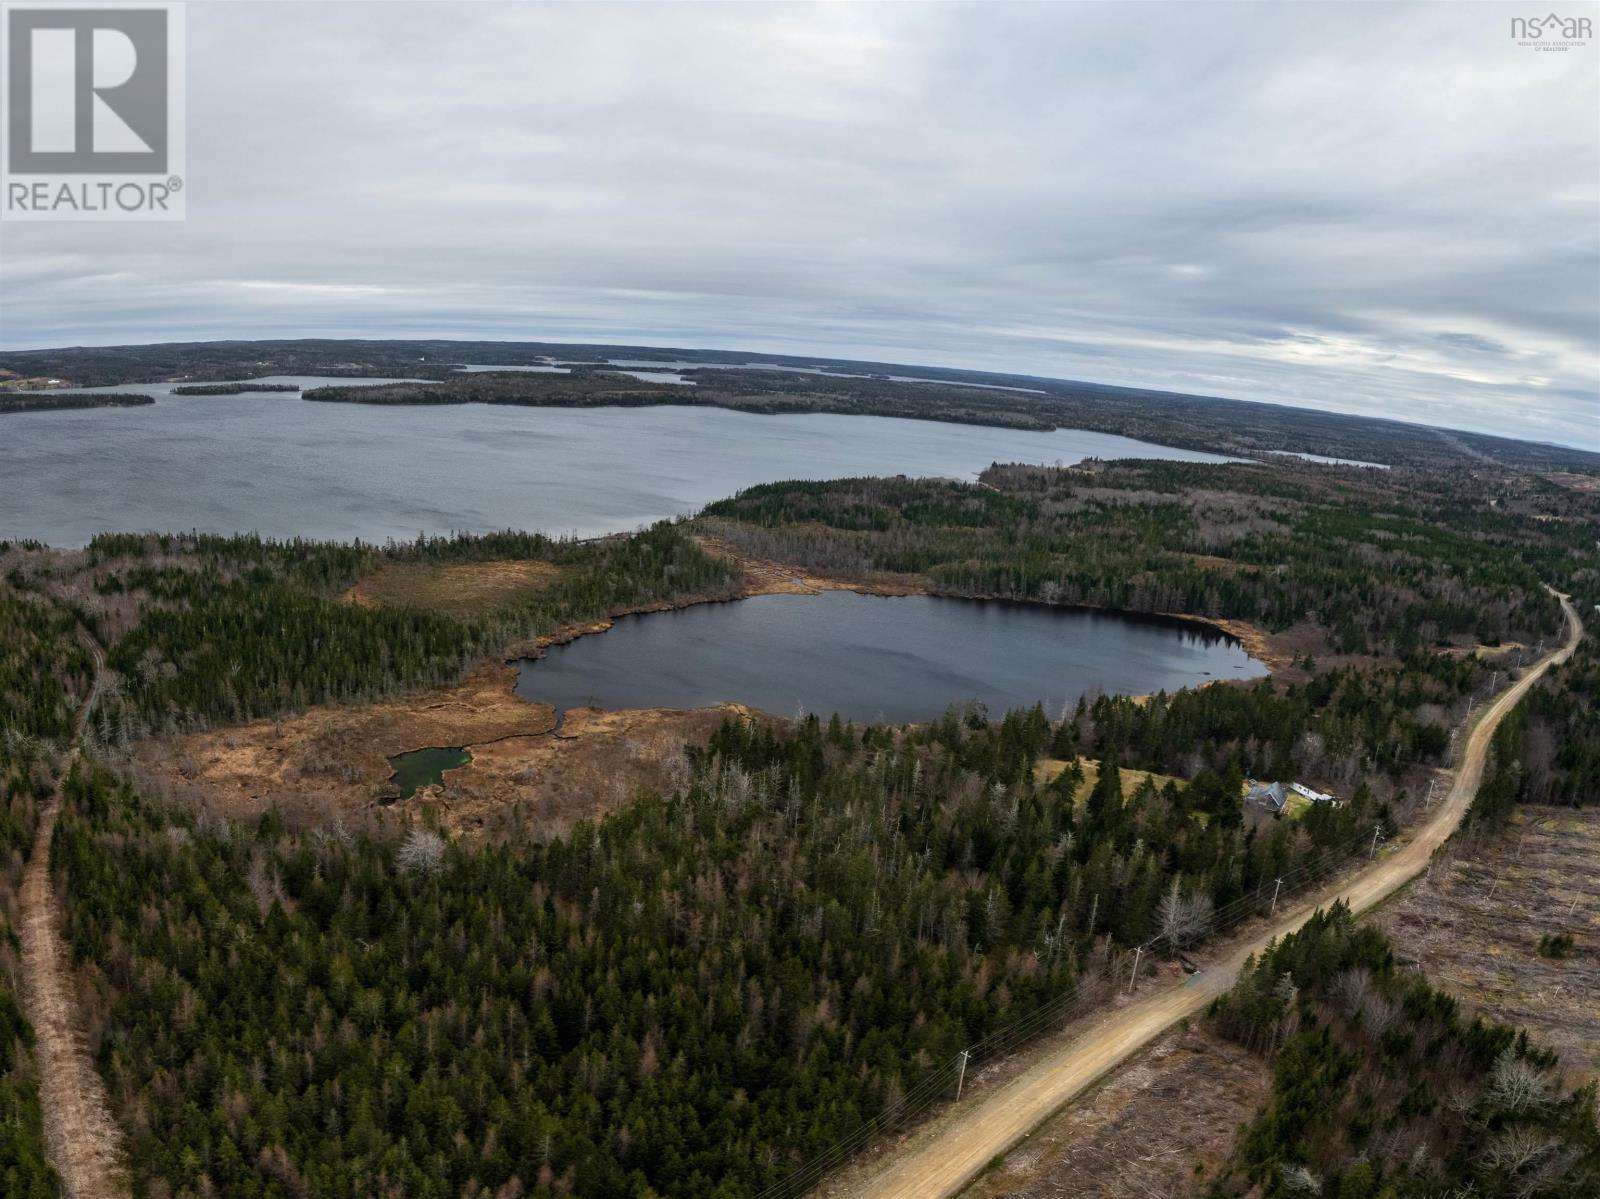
[1290,782,1340,806]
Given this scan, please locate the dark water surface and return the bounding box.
[515,592,1266,722]
[2,376,1234,545]
[388,746,472,799]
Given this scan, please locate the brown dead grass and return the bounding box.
[1180,552,1254,574]
[1372,805,1600,1078]
[1544,471,1600,494]
[956,1025,1268,1199]
[696,533,930,598]
[1034,757,1187,808]
[342,558,564,615]
[448,704,738,838]
[1181,614,1306,675]
[128,664,550,820]
[125,666,743,842]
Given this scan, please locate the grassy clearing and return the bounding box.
[1281,790,1312,819]
[342,558,564,616]
[1034,757,1187,804]
[124,668,739,843]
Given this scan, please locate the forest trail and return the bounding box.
[846,591,1582,1199]
[20,633,130,1199]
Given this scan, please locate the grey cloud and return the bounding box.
[1,0,1596,447]
[1435,332,1512,355]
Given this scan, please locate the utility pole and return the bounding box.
[955,1049,970,1101]
[1370,825,1382,860]
[1271,878,1283,915]
[1128,945,1144,993]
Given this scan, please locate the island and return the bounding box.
[0,391,154,415]
[169,382,302,395]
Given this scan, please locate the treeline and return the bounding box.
[0,734,60,1198]
[698,464,1567,654]
[0,338,708,388]
[0,392,153,414]
[1063,649,1483,787]
[1206,904,1599,1198]
[1517,635,1600,806]
[10,338,1600,470]
[0,930,55,1199]
[685,370,1059,431]
[304,372,682,407]
[55,698,1401,1199]
[0,729,51,883]
[1467,708,1529,829]
[299,369,1070,433]
[82,524,740,736]
[170,383,300,395]
[0,582,94,741]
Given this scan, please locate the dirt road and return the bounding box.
[849,593,1582,1199]
[19,636,129,1199]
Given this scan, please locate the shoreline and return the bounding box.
[501,541,1288,713]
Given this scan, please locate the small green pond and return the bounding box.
[388,746,472,799]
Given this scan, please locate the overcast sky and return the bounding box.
[2,0,1596,447]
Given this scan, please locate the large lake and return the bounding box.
[514,592,1266,721]
[2,377,1234,545]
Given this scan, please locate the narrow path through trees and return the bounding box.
[20,634,129,1199]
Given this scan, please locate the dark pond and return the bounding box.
[514,592,1266,724]
[388,746,472,799]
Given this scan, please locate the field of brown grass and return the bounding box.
[695,533,930,597]
[123,665,742,841]
[1034,757,1188,806]
[342,558,564,615]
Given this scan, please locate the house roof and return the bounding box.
[1247,780,1288,808]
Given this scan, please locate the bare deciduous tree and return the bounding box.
[1156,877,1214,948]
[1330,966,1373,1015]
[397,826,446,876]
[1279,1162,1323,1194]
[1479,1124,1559,1173]
[1487,1048,1549,1115]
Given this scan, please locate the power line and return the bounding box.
[755,815,1390,1197]
[769,593,1594,1199]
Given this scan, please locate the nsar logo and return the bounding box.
[2,3,186,220]
[1510,11,1593,50]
